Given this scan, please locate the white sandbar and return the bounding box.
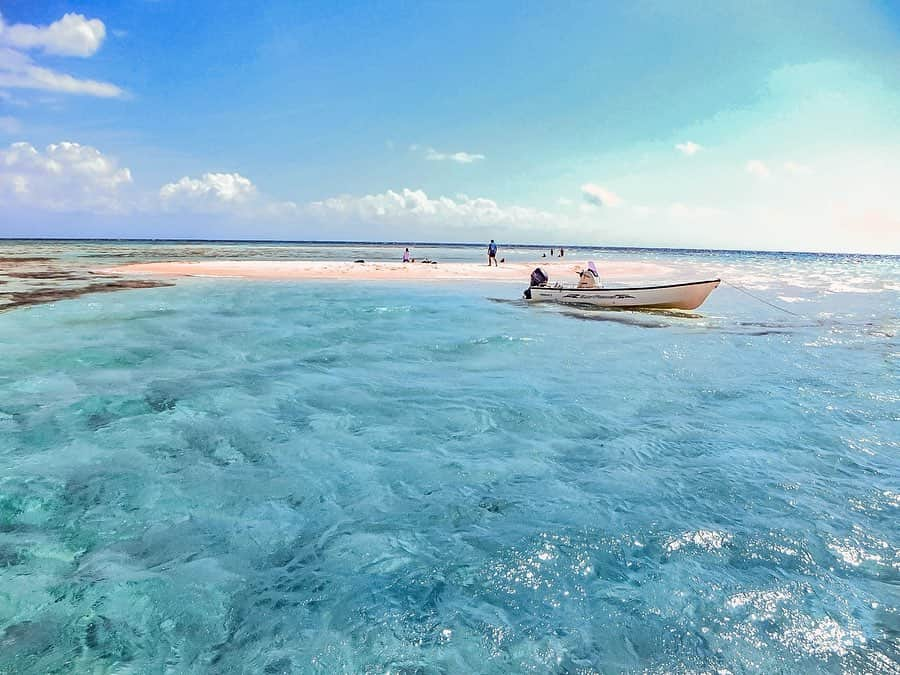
[105,260,675,283]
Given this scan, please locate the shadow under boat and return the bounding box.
[487,296,704,329]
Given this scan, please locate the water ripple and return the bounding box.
[0,246,897,672]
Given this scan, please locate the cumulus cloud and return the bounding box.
[581,183,623,207]
[160,173,257,205]
[746,159,771,179]
[0,147,300,220]
[0,12,121,98]
[159,172,298,217]
[0,140,132,211]
[0,12,106,57]
[675,141,702,156]
[308,187,555,229]
[159,180,549,230]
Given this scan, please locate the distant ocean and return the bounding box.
[1,240,898,672]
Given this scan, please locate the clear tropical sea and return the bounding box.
[0,241,898,673]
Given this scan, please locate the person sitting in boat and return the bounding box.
[577,261,600,288]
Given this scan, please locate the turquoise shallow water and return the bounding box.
[0,243,898,673]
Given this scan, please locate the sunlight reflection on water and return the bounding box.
[0,243,897,672]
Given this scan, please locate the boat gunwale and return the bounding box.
[530,278,721,292]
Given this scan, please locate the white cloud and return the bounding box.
[410,145,485,164]
[1,157,299,219]
[746,159,771,179]
[160,172,257,205]
[0,141,132,211]
[557,197,573,206]
[158,172,298,218]
[0,48,122,97]
[0,12,121,99]
[784,161,811,175]
[159,180,551,231]
[0,12,106,57]
[308,187,555,229]
[425,148,485,163]
[581,183,623,207]
[675,141,702,156]
[2,136,896,253]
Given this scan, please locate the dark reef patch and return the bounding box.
[6,270,86,280]
[0,257,54,263]
[0,279,174,312]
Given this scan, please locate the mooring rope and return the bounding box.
[721,278,804,317]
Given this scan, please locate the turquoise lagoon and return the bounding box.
[0,242,898,673]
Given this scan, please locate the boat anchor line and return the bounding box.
[721,279,803,317]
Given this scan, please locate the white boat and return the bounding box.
[524,267,720,310]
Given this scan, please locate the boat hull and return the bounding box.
[526,279,720,310]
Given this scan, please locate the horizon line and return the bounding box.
[0,237,897,258]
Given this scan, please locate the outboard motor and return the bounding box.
[530,267,549,287]
[524,267,549,299]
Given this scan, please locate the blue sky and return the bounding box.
[1,1,899,252]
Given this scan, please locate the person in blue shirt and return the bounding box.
[487,239,498,266]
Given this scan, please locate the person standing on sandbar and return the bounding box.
[488,239,498,266]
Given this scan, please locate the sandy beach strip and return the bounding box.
[105,260,675,283]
